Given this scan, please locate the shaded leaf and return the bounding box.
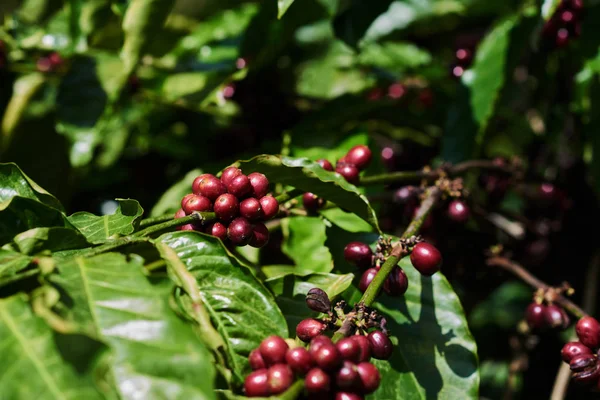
[67,199,143,244]
[541,0,561,20]
[0,249,33,279]
[158,231,288,377]
[0,294,106,399]
[49,252,216,400]
[358,41,432,72]
[236,155,380,231]
[278,0,295,19]
[11,227,91,255]
[281,217,333,275]
[0,162,64,211]
[469,281,531,330]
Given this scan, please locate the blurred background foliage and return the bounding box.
[1,0,600,398]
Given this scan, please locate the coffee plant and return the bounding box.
[2,0,600,399]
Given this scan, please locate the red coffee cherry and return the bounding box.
[351,335,372,362]
[258,335,289,366]
[221,166,243,186]
[248,172,270,198]
[525,303,547,330]
[177,223,196,231]
[227,174,253,198]
[562,341,593,363]
[259,196,279,220]
[544,304,570,330]
[286,347,313,376]
[305,368,331,394]
[312,342,342,371]
[303,192,325,213]
[368,330,393,360]
[410,242,442,276]
[336,164,360,185]
[383,267,408,297]
[317,159,334,171]
[174,208,186,219]
[336,337,360,362]
[358,268,378,293]
[344,242,373,269]
[345,145,372,170]
[206,222,227,241]
[335,361,360,391]
[309,336,334,357]
[249,223,270,248]
[181,193,195,209]
[356,362,380,394]
[335,392,364,400]
[240,197,264,221]
[244,369,270,397]
[570,354,597,372]
[182,194,212,215]
[576,316,600,350]
[228,217,253,246]
[214,193,239,221]
[249,349,266,370]
[194,174,227,200]
[296,318,327,343]
[447,200,470,223]
[267,364,294,395]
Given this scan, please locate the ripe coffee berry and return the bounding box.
[259,196,279,219]
[447,200,470,223]
[267,364,294,395]
[544,304,570,330]
[410,242,442,276]
[313,342,342,371]
[337,337,361,362]
[258,336,289,366]
[303,192,325,213]
[336,164,360,185]
[359,268,378,293]
[214,193,239,221]
[221,166,243,186]
[181,193,195,209]
[368,330,393,360]
[296,318,327,343]
[525,303,547,330]
[249,223,269,248]
[244,369,270,397]
[317,159,334,171]
[352,335,372,362]
[239,197,263,221]
[227,174,252,198]
[249,349,266,370]
[286,347,313,375]
[346,145,372,170]
[562,342,593,363]
[336,361,360,390]
[356,362,381,394]
[344,242,373,269]
[174,208,186,219]
[207,222,227,241]
[228,217,253,246]
[383,267,408,297]
[194,174,226,200]
[248,172,270,198]
[182,194,212,214]
[305,368,331,394]
[576,317,600,350]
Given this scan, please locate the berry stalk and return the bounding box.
[134,212,216,237]
[487,256,586,319]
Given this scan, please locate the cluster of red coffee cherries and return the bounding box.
[303,145,372,213]
[561,316,600,388]
[542,0,583,48]
[345,239,443,296]
[36,52,64,73]
[525,301,570,332]
[174,167,279,247]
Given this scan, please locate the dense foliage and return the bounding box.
[1,0,600,399]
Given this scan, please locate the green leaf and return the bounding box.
[150,169,202,217]
[541,0,561,20]
[158,231,288,377]
[320,208,373,233]
[0,294,106,399]
[0,163,64,211]
[0,197,74,245]
[369,255,479,399]
[265,272,354,334]
[67,199,143,244]
[357,41,432,72]
[469,281,531,330]
[49,253,216,400]
[0,249,33,279]
[278,0,295,18]
[121,0,177,76]
[281,217,333,275]
[236,155,380,231]
[11,227,91,255]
